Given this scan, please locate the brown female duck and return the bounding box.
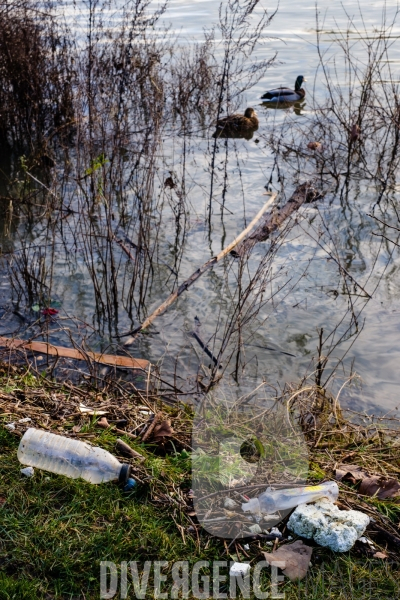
[214,107,259,138]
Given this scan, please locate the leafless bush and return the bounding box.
[0,1,74,155]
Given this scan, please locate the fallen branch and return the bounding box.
[122,193,277,342]
[368,524,400,550]
[233,181,321,256]
[97,417,139,440]
[141,411,162,442]
[189,331,221,367]
[0,336,149,370]
[116,438,146,462]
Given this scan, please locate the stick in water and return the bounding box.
[122,193,277,343]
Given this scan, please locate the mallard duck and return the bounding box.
[214,107,259,135]
[261,75,306,102]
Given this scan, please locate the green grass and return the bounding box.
[1,374,400,599]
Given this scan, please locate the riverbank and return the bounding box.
[1,364,400,599]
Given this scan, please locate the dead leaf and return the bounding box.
[373,551,388,559]
[307,141,322,151]
[335,464,369,484]
[164,176,175,189]
[263,540,313,581]
[153,419,174,440]
[359,475,400,500]
[351,123,360,142]
[97,417,110,429]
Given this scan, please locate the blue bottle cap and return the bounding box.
[123,478,136,492]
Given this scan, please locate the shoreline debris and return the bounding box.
[0,336,150,370]
[241,482,339,515]
[287,499,370,552]
[18,428,132,485]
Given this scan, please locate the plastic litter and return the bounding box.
[18,418,32,424]
[5,423,15,431]
[229,563,250,577]
[79,403,108,416]
[287,499,370,552]
[270,526,282,538]
[123,478,136,492]
[20,466,34,477]
[18,428,131,485]
[242,482,339,515]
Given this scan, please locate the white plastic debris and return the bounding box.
[262,513,280,522]
[287,499,370,552]
[229,563,250,577]
[243,544,250,551]
[79,403,108,416]
[18,417,32,423]
[5,423,15,431]
[270,527,282,538]
[242,482,338,515]
[21,467,35,477]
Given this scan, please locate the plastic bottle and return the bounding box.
[241,481,339,515]
[18,428,131,485]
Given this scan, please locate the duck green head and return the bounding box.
[295,75,306,91]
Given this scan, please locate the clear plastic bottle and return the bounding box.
[242,482,339,514]
[18,428,131,485]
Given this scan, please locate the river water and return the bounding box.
[2,0,400,415]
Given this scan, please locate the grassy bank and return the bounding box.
[1,366,400,599]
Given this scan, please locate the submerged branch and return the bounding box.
[122,193,277,342]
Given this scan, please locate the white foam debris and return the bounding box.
[21,467,35,477]
[288,499,370,553]
[229,563,250,577]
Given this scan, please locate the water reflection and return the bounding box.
[212,128,257,140]
[260,100,306,115]
[0,1,400,415]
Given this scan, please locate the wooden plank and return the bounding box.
[0,336,150,370]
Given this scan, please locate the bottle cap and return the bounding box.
[119,463,132,485]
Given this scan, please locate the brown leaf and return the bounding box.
[153,419,174,440]
[307,141,322,151]
[351,123,360,142]
[164,176,175,189]
[335,464,369,483]
[373,551,388,559]
[359,476,400,500]
[263,540,313,581]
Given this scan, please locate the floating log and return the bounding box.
[234,181,320,256]
[0,336,149,370]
